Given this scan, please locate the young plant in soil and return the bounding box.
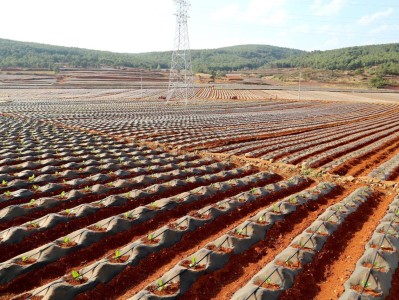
[273,204,281,214]
[144,233,160,245]
[151,280,179,296]
[25,199,37,208]
[17,255,37,265]
[254,276,281,290]
[257,215,268,224]
[26,221,40,230]
[351,280,382,296]
[88,224,107,232]
[181,256,206,271]
[276,258,302,269]
[231,228,249,239]
[123,211,135,220]
[109,249,129,263]
[59,237,77,248]
[28,174,35,182]
[1,180,7,187]
[65,270,88,285]
[363,261,387,272]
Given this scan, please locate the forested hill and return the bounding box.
[271,43,399,74]
[0,38,304,72]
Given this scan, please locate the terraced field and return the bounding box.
[0,88,399,300]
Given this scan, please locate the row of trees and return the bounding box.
[271,44,399,75]
[0,38,303,72]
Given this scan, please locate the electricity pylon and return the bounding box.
[166,0,194,105]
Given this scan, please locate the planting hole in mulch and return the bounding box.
[351,285,383,297]
[143,236,160,245]
[108,255,129,264]
[168,223,187,231]
[206,244,233,254]
[362,262,388,272]
[370,244,394,252]
[64,273,88,286]
[57,241,78,248]
[291,243,314,251]
[16,257,37,265]
[26,223,40,230]
[180,260,206,271]
[189,211,211,220]
[253,279,281,290]
[275,260,302,269]
[151,282,179,296]
[88,225,107,232]
[306,229,328,236]
[229,230,249,239]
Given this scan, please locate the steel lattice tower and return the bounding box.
[166,0,194,105]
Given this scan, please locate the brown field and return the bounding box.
[0,88,399,300]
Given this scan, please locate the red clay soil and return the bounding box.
[386,267,399,300]
[0,173,281,297]
[278,191,393,300]
[76,179,314,300]
[330,135,399,176]
[180,185,352,300]
[0,168,262,262]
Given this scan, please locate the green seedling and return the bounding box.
[63,237,70,244]
[107,182,114,187]
[84,186,90,192]
[273,205,280,213]
[189,256,197,268]
[22,256,28,262]
[114,249,121,260]
[28,174,35,182]
[150,202,159,209]
[2,180,7,186]
[360,280,371,288]
[32,185,39,191]
[126,191,131,198]
[289,197,297,204]
[265,277,272,284]
[71,270,83,281]
[28,199,36,207]
[148,233,154,241]
[60,191,66,198]
[157,279,164,292]
[258,215,266,223]
[65,209,72,215]
[29,221,39,228]
[4,190,11,197]
[250,188,257,194]
[235,228,243,235]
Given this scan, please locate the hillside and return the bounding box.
[271,43,399,75]
[0,38,304,72]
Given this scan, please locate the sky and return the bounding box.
[0,0,398,53]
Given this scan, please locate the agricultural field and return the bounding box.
[1,88,399,299]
